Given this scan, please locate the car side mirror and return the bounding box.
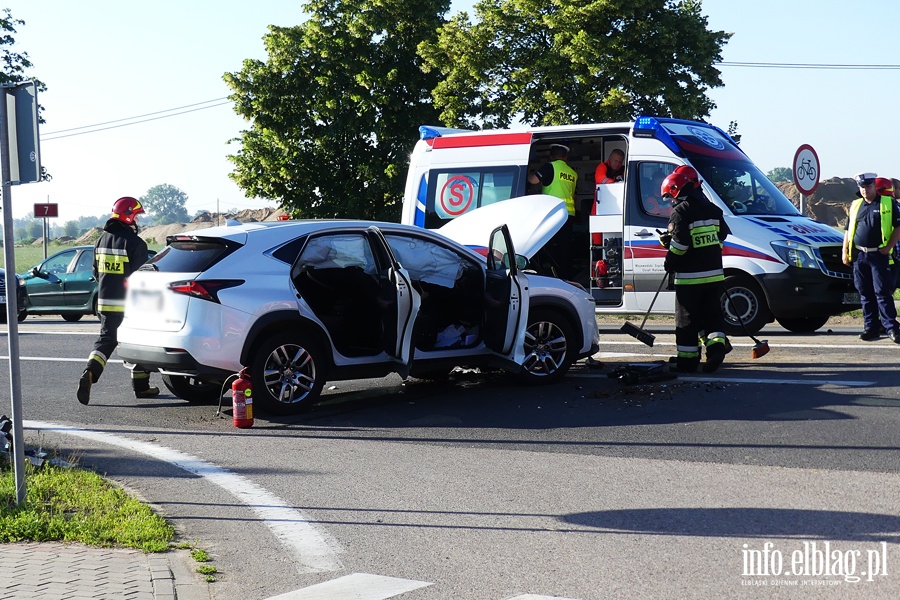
[30,266,47,279]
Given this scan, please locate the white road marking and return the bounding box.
[0,356,123,363]
[506,595,581,600]
[264,573,431,599]
[598,340,898,350]
[23,420,343,573]
[573,373,873,387]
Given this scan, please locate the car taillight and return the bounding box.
[168,279,244,303]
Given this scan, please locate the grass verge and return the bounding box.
[0,454,174,552]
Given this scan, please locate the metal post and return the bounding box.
[799,193,805,217]
[0,87,27,505]
[43,195,48,259]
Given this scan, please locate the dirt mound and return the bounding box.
[776,177,859,228]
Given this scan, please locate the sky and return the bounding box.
[4,0,899,223]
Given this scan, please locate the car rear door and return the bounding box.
[482,225,529,365]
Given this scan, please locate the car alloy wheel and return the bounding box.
[519,308,574,384]
[251,332,325,415]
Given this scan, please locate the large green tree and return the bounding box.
[419,0,731,128]
[224,0,449,221]
[140,184,190,225]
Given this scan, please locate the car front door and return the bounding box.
[24,249,77,310]
[63,248,97,310]
[483,225,529,365]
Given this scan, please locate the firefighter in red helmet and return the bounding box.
[662,170,732,373]
[77,197,158,404]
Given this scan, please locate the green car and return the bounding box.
[21,246,155,322]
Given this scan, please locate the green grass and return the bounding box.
[0,455,174,552]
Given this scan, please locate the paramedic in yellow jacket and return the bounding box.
[528,144,578,277]
[842,172,900,342]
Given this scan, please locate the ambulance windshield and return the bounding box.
[689,157,801,217]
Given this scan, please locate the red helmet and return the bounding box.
[111,196,145,225]
[673,165,701,188]
[875,177,893,197]
[661,172,691,199]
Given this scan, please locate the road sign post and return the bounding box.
[792,144,820,216]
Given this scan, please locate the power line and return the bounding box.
[718,61,900,70]
[40,99,233,141]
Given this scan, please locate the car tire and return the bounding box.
[517,308,575,385]
[161,374,222,404]
[776,315,829,333]
[720,274,770,336]
[61,313,83,322]
[250,332,326,415]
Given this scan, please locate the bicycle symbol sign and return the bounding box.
[792,144,820,195]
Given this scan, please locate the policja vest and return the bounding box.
[846,195,894,262]
[542,160,578,216]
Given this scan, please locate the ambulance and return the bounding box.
[401,116,859,335]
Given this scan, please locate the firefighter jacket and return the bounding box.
[94,219,149,313]
[665,191,730,285]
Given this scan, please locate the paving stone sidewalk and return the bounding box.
[0,542,210,600]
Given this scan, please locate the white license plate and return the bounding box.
[843,293,860,304]
[132,290,163,312]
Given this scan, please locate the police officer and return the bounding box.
[77,197,159,404]
[662,168,732,373]
[842,173,900,342]
[528,144,578,277]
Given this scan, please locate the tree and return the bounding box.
[140,184,190,225]
[766,167,792,183]
[28,219,42,239]
[63,220,79,237]
[224,0,449,221]
[419,0,731,128]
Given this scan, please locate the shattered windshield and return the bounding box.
[691,157,801,216]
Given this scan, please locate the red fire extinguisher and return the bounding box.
[231,369,254,428]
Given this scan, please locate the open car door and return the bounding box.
[482,225,529,367]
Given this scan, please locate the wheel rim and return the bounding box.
[262,343,318,405]
[722,287,758,327]
[522,320,567,377]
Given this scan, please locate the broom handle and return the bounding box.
[640,275,669,329]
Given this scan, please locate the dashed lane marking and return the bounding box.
[265,573,431,599]
[24,420,343,574]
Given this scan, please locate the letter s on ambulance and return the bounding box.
[402,116,859,335]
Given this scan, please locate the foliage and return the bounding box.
[419,0,731,128]
[0,458,174,552]
[726,119,741,144]
[63,220,79,237]
[225,0,449,221]
[766,167,792,183]
[139,184,190,225]
[27,220,42,239]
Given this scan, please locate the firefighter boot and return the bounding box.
[132,372,160,399]
[703,334,731,374]
[77,370,93,405]
[669,356,699,373]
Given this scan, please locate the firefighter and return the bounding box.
[661,169,732,373]
[842,173,900,342]
[77,197,158,405]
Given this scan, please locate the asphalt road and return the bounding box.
[2,315,899,599]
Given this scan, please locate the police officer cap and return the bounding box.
[550,144,570,153]
[855,172,877,185]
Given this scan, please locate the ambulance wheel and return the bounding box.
[776,315,829,333]
[720,274,769,336]
[518,308,575,385]
[162,374,221,403]
[251,332,326,415]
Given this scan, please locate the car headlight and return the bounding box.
[771,240,818,269]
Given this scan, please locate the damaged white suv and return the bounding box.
[116,196,598,415]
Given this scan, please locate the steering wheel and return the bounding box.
[731,200,747,214]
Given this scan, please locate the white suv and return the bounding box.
[117,197,598,415]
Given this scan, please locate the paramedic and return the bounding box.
[842,173,900,342]
[77,197,159,405]
[594,149,625,184]
[662,170,732,373]
[528,144,578,277]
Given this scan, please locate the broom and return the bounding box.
[620,275,668,347]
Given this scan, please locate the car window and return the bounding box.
[637,162,675,218]
[384,234,468,288]
[299,234,377,274]
[144,240,239,272]
[41,250,76,275]
[73,249,94,273]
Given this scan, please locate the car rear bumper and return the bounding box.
[117,343,234,380]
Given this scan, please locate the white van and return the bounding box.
[401,116,859,334]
